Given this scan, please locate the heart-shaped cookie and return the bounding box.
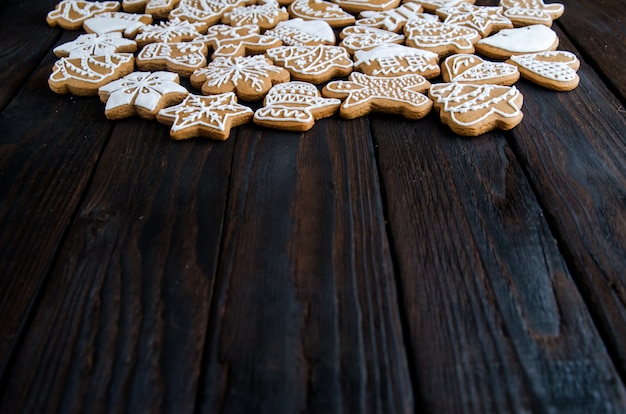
[442,54,519,85]
[508,50,580,91]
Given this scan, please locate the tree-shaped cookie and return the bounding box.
[323,72,432,119]
[190,55,290,101]
[429,82,524,136]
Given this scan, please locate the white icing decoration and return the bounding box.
[404,20,479,51]
[437,3,512,36]
[136,18,201,44]
[354,43,439,76]
[266,45,353,77]
[222,3,287,27]
[193,55,285,92]
[266,19,336,45]
[138,42,207,72]
[196,25,281,57]
[50,54,134,84]
[444,54,518,82]
[339,26,404,53]
[47,1,120,25]
[510,51,578,81]
[355,3,424,32]
[83,12,152,36]
[53,32,137,58]
[478,24,557,53]
[289,0,354,24]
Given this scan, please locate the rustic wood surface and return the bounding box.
[1,0,626,412]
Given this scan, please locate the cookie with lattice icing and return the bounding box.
[355,3,424,33]
[83,12,153,37]
[98,71,189,119]
[339,26,404,55]
[500,0,564,27]
[221,1,290,30]
[49,53,135,96]
[123,0,181,18]
[266,45,353,84]
[264,18,336,46]
[137,42,208,77]
[475,24,558,59]
[436,2,513,37]
[429,82,524,136]
[53,32,138,58]
[191,55,290,101]
[157,92,253,140]
[323,72,432,119]
[507,50,579,91]
[253,82,340,131]
[47,0,121,30]
[195,24,283,58]
[135,18,203,47]
[404,18,481,57]
[353,43,440,78]
[288,0,355,28]
[441,54,519,85]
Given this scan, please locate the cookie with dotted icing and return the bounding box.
[47,0,121,30]
[429,82,524,136]
[436,2,513,37]
[190,55,290,101]
[137,42,208,77]
[355,3,425,33]
[265,45,353,84]
[475,24,558,59]
[53,32,138,58]
[441,54,519,85]
[49,53,135,96]
[157,92,254,140]
[507,50,579,91]
[253,82,341,131]
[264,18,336,46]
[322,72,432,120]
[221,1,290,30]
[83,12,153,37]
[500,0,564,27]
[195,24,283,58]
[98,71,189,119]
[404,18,481,57]
[353,43,440,78]
[339,26,404,55]
[135,18,203,47]
[288,0,355,28]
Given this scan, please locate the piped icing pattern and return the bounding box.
[266,45,353,83]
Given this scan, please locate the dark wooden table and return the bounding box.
[1,0,626,412]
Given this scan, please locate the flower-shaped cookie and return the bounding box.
[53,32,138,58]
[157,93,254,140]
[98,71,189,119]
[190,55,290,101]
[323,72,432,119]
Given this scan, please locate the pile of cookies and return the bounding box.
[46,0,579,138]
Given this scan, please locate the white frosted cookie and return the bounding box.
[83,12,153,37]
[429,82,524,136]
[98,71,189,119]
[507,50,579,91]
[53,32,137,58]
[323,72,432,119]
[353,43,440,78]
[288,0,355,28]
[475,24,558,59]
[266,45,353,83]
[47,0,121,30]
[441,54,519,85]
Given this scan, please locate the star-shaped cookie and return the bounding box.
[322,72,432,119]
[157,93,254,140]
[436,2,513,37]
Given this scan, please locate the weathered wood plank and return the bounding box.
[372,110,626,411]
[0,37,114,380]
[0,119,235,413]
[0,0,62,111]
[556,0,626,100]
[508,31,626,377]
[196,119,413,414]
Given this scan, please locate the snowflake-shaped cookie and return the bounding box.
[442,53,519,85]
[323,72,432,119]
[265,45,353,83]
[47,0,121,30]
[98,71,189,119]
[135,18,203,46]
[190,55,290,101]
[83,12,153,37]
[339,26,404,55]
[355,3,425,33]
[254,82,341,131]
[157,93,254,140]
[404,19,481,57]
[137,42,208,76]
[195,24,283,58]
[53,32,138,58]
[221,2,290,30]
[123,0,182,18]
[436,2,513,37]
[169,0,247,31]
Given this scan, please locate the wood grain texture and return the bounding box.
[0,119,236,413]
[196,119,413,414]
[508,32,626,378]
[372,113,626,412]
[556,0,626,101]
[0,40,113,379]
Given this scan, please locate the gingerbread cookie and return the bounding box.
[330,0,400,14]
[404,18,481,57]
[137,42,208,77]
[353,43,440,78]
[339,26,404,55]
[221,1,290,30]
[47,0,121,30]
[429,82,524,136]
[190,55,290,101]
[288,0,355,28]
[98,71,189,119]
[476,24,558,59]
[436,2,513,37]
[195,24,283,58]
[507,50,579,91]
[500,0,564,27]
[83,12,153,37]
[49,53,135,96]
[135,18,203,47]
[157,92,253,140]
[323,72,432,119]
[122,0,181,18]
[403,0,472,14]
[441,54,519,85]
[53,32,138,58]
[169,0,246,30]
[254,82,340,131]
[264,18,336,46]
[355,3,424,33]
[266,45,353,84]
